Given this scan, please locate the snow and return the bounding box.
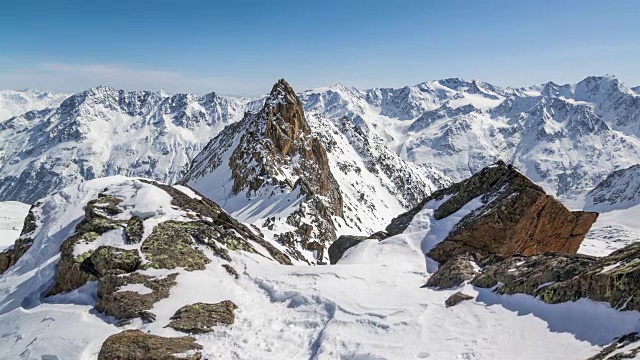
[599,262,623,274]
[116,283,153,295]
[0,176,638,359]
[0,201,30,251]
[0,89,69,121]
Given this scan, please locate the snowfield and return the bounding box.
[0,201,31,251]
[0,177,637,360]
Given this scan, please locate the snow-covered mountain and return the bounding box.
[0,86,248,203]
[300,75,640,200]
[4,75,640,205]
[182,80,447,264]
[0,89,69,122]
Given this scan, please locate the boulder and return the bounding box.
[328,235,371,264]
[424,255,478,289]
[445,292,474,307]
[124,216,144,244]
[167,301,238,334]
[98,330,202,360]
[96,272,178,323]
[222,264,239,279]
[387,162,598,263]
[83,246,141,277]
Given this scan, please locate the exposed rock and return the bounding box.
[182,79,343,262]
[538,243,640,311]
[472,242,640,311]
[47,232,101,296]
[0,202,41,275]
[47,196,130,296]
[424,255,478,289]
[141,221,216,271]
[98,330,202,360]
[328,235,371,264]
[143,180,291,265]
[167,301,238,334]
[387,162,598,263]
[471,252,595,294]
[222,264,239,279]
[96,272,178,323]
[445,292,474,307]
[587,332,640,360]
[75,195,125,234]
[124,216,144,244]
[83,246,141,277]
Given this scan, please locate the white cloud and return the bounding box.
[0,62,267,96]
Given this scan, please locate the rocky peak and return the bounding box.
[184,80,345,263]
[262,79,312,155]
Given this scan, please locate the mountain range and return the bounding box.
[3,75,640,206]
[0,77,639,359]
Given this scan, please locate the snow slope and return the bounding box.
[0,89,69,122]
[0,176,637,359]
[577,164,640,256]
[0,201,30,251]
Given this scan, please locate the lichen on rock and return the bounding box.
[96,272,178,323]
[98,330,202,360]
[167,300,238,334]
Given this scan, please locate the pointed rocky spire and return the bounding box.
[262,78,311,156]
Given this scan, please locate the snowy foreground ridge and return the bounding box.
[0,173,638,360]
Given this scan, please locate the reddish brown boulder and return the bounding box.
[428,163,598,263]
[387,162,598,264]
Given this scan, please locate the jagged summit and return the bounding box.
[183,79,443,263]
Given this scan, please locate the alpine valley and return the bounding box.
[0,76,639,360]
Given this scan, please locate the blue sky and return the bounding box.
[1,0,639,95]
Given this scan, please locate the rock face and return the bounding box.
[445,292,474,307]
[387,162,598,263]
[328,235,370,264]
[587,332,640,360]
[424,255,478,289]
[167,301,238,334]
[96,272,178,323]
[472,242,640,311]
[183,80,345,263]
[98,330,202,360]
[0,203,40,274]
[327,232,388,264]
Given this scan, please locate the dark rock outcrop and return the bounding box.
[124,216,144,244]
[98,330,202,360]
[48,195,129,296]
[386,162,598,263]
[0,202,40,275]
[167,300,238,334]
[587,332,640,360]
[328,235,374,264]
[472,242,640,311]
[222,264,239,279]
[445,292,474,307]
[424,255,478,289]
[96,272,178,323]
